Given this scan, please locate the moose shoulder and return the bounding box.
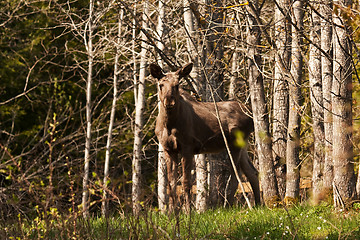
[150,62,260,211]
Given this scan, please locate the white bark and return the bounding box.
[184,0,208,212]
[247,0,280,206]
[273,0,291,198]
[203,0,227,207]
[229,12,240,100]
[156,0,167,212]
[101,8,123,217]
[321,0,333,193]
[332,0,355,206]
[132,4,137,107]
[285,0,303,202]
[309,4,325,200]
[82,0,94,219]
[132,0,148,215]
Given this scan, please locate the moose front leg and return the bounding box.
[181,152,193,213]
[164,151,178,212]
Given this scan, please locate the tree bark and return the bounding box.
[332,0,355,207]
[132,0,148,215]
[321,0,334,194]
[184,0,208,212]
[156,0,167,212]
[285,0,303,204]
[82,0,94,219]
[203,0,227,207]
[273,0,291,198]
[309,3,325,202]
[246,1,280,207]
[229,11,240,101]
[101,8,123,218]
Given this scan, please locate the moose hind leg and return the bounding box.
[239,149,261,205]
[226,148,242,206]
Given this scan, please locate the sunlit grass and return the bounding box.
[3,204,360,239]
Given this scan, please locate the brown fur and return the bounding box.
[150,63,261,211]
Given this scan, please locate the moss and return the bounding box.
[283,196,299,206]
[312,188,333,205]
[264,195,282,208]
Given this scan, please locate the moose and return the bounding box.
[150,62,260,212]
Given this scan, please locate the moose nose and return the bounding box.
[164,98,176,109]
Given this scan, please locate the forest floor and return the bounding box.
[2,203,360,239]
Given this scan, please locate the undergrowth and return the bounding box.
[2,204,360,239]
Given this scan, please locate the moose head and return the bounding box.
[150,63,193,110]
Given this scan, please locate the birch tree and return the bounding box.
[156,0,167,212]
[82,0,94,219]
[246,0,280,207]
[285,0,303,204]
[101,8,123,217]
[132,0,148,215]
[273,0,291,198]
[229,12,242,101]
[184,0,208,212]
[309,3,325,200]
[332,0,355,207]
[321,0,333,194]
[203,0,227,206]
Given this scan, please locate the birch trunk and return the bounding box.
[156,0,167,212]
[273,0,291,198]
[247,1,280,207]
[101,8,123,217]
[184,0,208,212]
[132,4,137,107]
[229,12,240,100]
[132,0,148,215]
[309,4,325,201]
[321,0,333,194]
[285,0,303,204]
[82,0,94,219]
[332,0,355,207]
[204,0,227,207]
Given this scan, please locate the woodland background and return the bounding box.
[1,0,360,224]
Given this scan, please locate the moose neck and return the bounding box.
[159,101,181,129]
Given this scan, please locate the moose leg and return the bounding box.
[239,148,261,205]
[165,151,178,212]
[227,148,242,205]
[181,151,193,213]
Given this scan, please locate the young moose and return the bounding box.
[150,62,260,212]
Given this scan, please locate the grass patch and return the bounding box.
[2,204,360,239]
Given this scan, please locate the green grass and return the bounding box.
[3,204,360,239]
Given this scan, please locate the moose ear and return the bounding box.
[150,63,165,80]
[177,62,193,78]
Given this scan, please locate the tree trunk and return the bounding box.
[273,0,291,198]
[285,0,303,204]
[132,0,148,215]
[203,0,227,207]
[195,154,207,212]
[332,0,355,207]
[309,3,325,202]
[246,1,280,207]
[101,8,123,218]
[321,0,333,195]
[184,0,208,212]
[82,0,94,219]
[229,11,240,101]
[156,0,167,212]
